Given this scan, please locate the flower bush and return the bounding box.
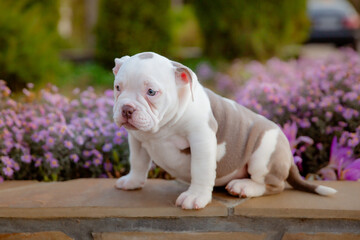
[1,49,359,182]
[0,81,129,182]
[197,49,360,181]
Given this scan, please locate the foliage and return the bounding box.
[170,4,203,57]
[0,81,129,182]
[95,0,172,68]
[197,49,360,180]
[0,0,62,91]
[56,62,114,94]
[192,0,309,60]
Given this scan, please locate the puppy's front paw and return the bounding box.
[115,175,145,190]
[175,190,212,210]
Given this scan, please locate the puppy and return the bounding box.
[112,52,336,210]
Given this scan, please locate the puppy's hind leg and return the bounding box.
[226,128,291,198]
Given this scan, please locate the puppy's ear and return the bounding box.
[171,61,196,102]
[113,56,130,76]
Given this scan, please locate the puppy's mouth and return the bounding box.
[122,122,138,130]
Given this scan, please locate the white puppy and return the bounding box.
[112,52,336,210]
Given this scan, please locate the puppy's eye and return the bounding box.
[115,85,120,92]
[147,88,157,96]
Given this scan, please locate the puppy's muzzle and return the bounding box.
[122,105,135,119]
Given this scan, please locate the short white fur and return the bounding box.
[248,128,279,184]
[315,185,337,196]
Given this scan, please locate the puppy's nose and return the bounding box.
[122,105,135,119]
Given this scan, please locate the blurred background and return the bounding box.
[0,0,359,93]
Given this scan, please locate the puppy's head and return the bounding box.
[112,52,196,132]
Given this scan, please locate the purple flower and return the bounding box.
[102,143,112,152]
[103,161,113,172]
[318,167,337,181]
[13,162,20,171]
[34,158,43,167]
[44,152,53,161]
[328,137,353,169]
[49,158,59,168]
[340,159,360,181]
[76,136,84,145]
[281,122,313,154]
[1,156,13,166]
[84,128,94,137]
[196,63,214,80]
[70,154,79,163]
[293,156,303,172]
[2,166,13,177]
[83,150,92,158]
[46,137,55,148]
[93,158,102,166]
[83,161,91,168]
[319,137,359,180]
[348,134,359,147]
[21,154,32,163]
[91,150,103,161]
[27,83,34,89]
[64,140,73,150]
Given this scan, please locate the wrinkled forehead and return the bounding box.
[115,53,174,85]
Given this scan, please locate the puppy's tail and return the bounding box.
[287,164,337,196]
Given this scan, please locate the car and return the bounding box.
[307,0,360,49]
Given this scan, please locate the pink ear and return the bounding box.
[177,68,194,102]
[171,61,195,102]
[112,64,121,76]
[181,72,189,83]
[113,56,130,76]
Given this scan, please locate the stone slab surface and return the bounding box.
[0,181,39,191]
[92,232,267,240]
[0,179,359,220]
[0,179,227,218]
[282,232,360,240]
[0,231,73,240]
[234,181,360,219]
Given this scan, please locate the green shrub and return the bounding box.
[0,0,62,91]
[192,0,310,60]
[95,0,172,67]
[170,4,203,57]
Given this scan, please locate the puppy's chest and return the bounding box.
[141,134,191,176]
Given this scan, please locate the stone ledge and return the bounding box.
[0,179,358,220]
[92,232,268,240]
[0,231,73,240]
[234,181,360,220]
[282,232,360,240]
